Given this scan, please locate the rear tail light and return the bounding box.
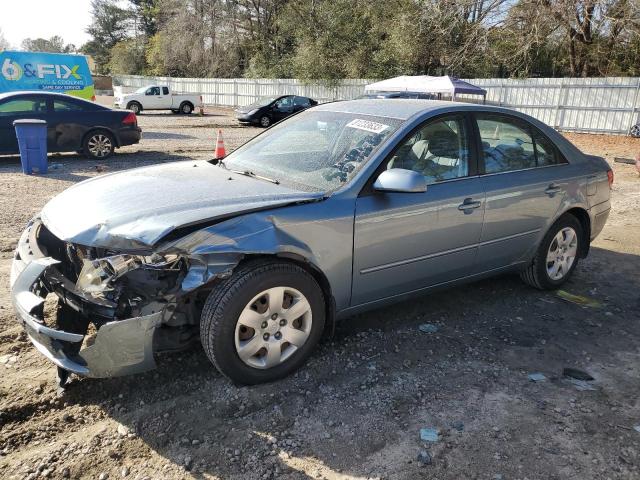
[122,112,137,126]
[607,169,614,189]
[91,95,96,101]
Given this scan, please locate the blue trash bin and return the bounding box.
[13,119,48,175]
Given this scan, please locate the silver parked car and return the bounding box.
[10,100,612,385]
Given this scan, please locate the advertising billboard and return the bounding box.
[0,51,95,100]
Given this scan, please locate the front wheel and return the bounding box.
[127,102,141,114]
[83,131,115,159]
[200,261,325,385]
[259,115,271,128]
[520,214,582,290]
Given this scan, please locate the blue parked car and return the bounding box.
[11,100,611,385]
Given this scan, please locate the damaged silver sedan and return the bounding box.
[10,100,612,385]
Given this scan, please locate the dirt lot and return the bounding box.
[0,107,639,480]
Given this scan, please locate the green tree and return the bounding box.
[21,36,75,53]
[82,0,132,74]
[108,39,147,74]
[129,0,160,37]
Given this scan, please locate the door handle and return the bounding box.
[545,183,562,196]
[458,198,482,214]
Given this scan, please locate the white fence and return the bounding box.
[113,75,640,135]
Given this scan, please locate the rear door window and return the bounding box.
[476,115,537,173]
[53,99,85,112]
[476,114,567,173]
[294,96,311,107]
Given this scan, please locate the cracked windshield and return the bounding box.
[223,110,402,192]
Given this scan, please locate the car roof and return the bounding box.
[314,99,469,120]
[315,98,542,121]
[0,91,88,102]
[0,90,104,109]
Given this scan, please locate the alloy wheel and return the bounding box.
[546,227,578,281]
[234,286,312,369]
[87,134,113,158]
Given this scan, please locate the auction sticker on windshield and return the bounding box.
[346,119,389,134]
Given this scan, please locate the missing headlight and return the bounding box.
[76,254,182,296]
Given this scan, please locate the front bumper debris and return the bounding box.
[10,223,163,378]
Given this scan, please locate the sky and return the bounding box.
[0,0,93,49]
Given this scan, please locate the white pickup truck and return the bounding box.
[114,85,203,115]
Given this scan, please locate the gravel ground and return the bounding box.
[0,106,639,480]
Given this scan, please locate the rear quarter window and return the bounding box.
[532,130,568,166]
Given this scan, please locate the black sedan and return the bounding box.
[0,91,141,159]
[235,95,318,127]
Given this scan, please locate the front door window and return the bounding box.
[386,115,470,183]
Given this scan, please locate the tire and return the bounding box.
[259,115,271,128]
[630,124,640,138]
[520,213,583,290]
[180,102,193,114]
[127,102,141,114]
[200,260,325,385]
[83,130,115,159]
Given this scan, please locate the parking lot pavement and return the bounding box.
[0,113,639,479]
[123,106,262,154]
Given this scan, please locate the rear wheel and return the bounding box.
[83,130,115,159]
[200,261,325,385]
[520,214,582,289]
[180,102,193,114]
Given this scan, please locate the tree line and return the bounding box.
[17,1,640,80]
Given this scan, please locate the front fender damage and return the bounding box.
[163,213,321,293]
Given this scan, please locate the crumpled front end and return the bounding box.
[10,219,182,378]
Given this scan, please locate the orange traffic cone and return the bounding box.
[215,129,226,158]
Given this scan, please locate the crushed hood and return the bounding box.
[40,160,322,250]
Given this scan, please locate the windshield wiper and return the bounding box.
[229,169,280,185]
[213,158,280,184]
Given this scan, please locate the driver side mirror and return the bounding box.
[373,169,427,193]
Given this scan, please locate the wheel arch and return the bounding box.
[561,207,591,258]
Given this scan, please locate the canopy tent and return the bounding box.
[364,75,486,101]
